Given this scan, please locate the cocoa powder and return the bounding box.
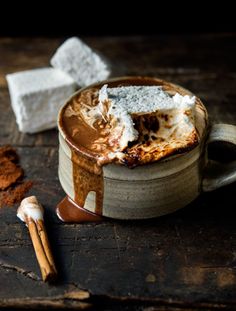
[0,145,33,207]
[0,181,33,206]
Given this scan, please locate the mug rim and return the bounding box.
[58,76,209,164]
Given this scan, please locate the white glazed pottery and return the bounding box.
[58,77,236,220]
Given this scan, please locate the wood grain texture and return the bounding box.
[0,35,236,310]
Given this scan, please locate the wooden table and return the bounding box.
[0,35,235,310]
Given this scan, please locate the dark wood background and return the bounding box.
[0,35,236,310]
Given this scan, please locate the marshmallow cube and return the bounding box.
[51,37,110,87]
[6,68,77,133]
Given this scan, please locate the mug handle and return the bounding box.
[202,124,236,192]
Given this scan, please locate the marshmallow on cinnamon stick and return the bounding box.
[17,196,57,282]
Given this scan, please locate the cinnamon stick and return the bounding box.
[17,196,57,282]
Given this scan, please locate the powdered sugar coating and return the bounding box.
[51,37,110,87]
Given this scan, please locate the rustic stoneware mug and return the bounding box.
[57,76,236,220]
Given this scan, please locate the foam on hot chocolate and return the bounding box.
[62,84,199,167]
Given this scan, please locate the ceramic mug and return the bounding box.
[58,77,236,220]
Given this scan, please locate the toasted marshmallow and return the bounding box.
[97,85,196,153]
[64,84,198,167]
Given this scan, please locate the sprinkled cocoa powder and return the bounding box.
[0,146,23,190]
[0,145,33,207]
[0,181,33,206]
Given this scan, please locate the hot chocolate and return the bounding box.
[61,78,200,168]
[57,77,207,221]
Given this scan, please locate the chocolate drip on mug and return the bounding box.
[56,196,102,222]
[71,149,104,215]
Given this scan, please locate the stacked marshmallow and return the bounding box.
[6,37,110,133]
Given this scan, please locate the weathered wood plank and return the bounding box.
[0,165,235,302]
